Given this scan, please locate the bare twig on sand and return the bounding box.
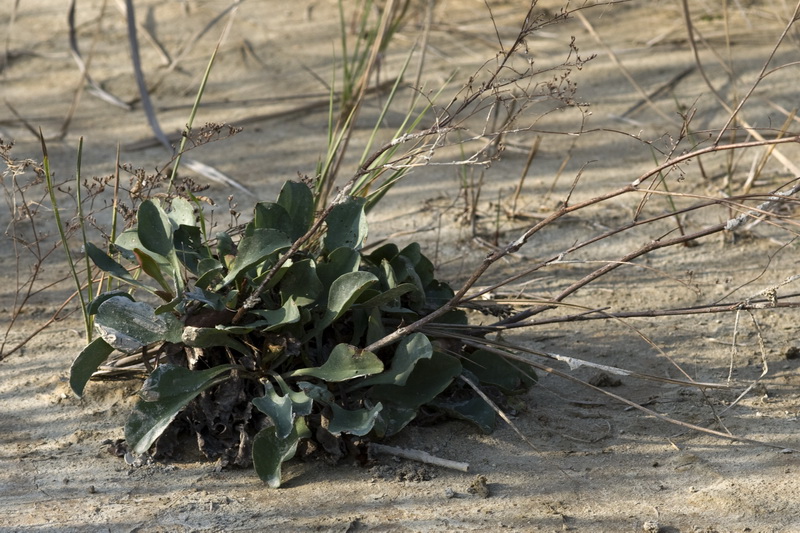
[369,443,470,472]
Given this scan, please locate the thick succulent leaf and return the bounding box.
[137,199,175,259]
[369,351,461,409]
[69,337,114,397]
[87,290,134,315]
[328,402,383,436]
[133,248,174,297]
[291,344,383,382]
[399,242,435,287]
[195,258,224,289]
[356,283,418,309]
[173,224,209,275]
[462,349,537,393]
[349,308,369,346]
[249,299,301,331]
[181,326,251,355]
[115,234,172,275]
[276,181,314,241]
[371,404,417,438]
[323,196,368,251]
[389,255,425,310]
[280,259,323,306]
[216,231,237,268]
[319,271,378,329]
[356,333,433,388]
[366,307,385,346]
[125,364,235,454]
[252,384,295,440]
[94,296,182,353]
[252,417,310,488]
[366,243,399,265]
[430,396,496,434]
[85,243,154,293]
[253,202,293,236]
[297,381,335,404]
[167,197,196,228]
[252,380,315,440]
[273,375,315,417]
[380,258,399,290]
[316,247,360,289]
[184,286,226,311]
[219,229,291,287]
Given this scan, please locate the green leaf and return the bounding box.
[252,417,310,488]
[219,228,291,287]
[94,296,182,353]
[323,196,368,251]
[297,381,335,404]
[462,349,537,394]
[424,279,459,312]
[317,247,360,289]
[319,270,377,329]
[184,286,226,311]
[181,326,252,355]
[69,337,114,397]
[371,405,417,439]
[369,351,461,409]
[356,333,433,388]
[85,243,154,293]
[133,248,174,298]
[273,375,315,416]
[399,243,435,287]
[195,258,224,289]
[249,299,301,331]
[252,384,295,440]
[390,255,425,310]
[280,259,323,306]
[276,181,315,241]
[114,229,171,274]
[173,224,209,275]
[430,396,496,434]
[328,402,383,436]
[291,343,383,382]
[137,199,174,259]
[125,364,235,454]
[87,290,134,316]
[253,202,293,236]
[216,232,237,268]
[380,258,400,290]
[366,307,385,346]
[167,197,196,228]
[356,283,418,309]
[366,243,399,265]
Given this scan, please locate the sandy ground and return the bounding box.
[3,0,800,531]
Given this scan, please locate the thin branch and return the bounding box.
[369,443,470,472]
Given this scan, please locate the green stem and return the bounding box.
[41,131,91,340]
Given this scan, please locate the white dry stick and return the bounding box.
[369,443,470,472]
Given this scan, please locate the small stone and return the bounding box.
[444,487,456,499]
[467,475,490,498]
[642,519,660,533]
[589,372,622,387]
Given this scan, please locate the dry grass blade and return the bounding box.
[575,10,678,125]
[432,328,728,390]
[680,0,800,177]
[471,343,798,453]
[122,0,251,194]
[67,0,131,111]
[2,0,20,73]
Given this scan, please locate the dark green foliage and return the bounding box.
[71,181,536,487]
